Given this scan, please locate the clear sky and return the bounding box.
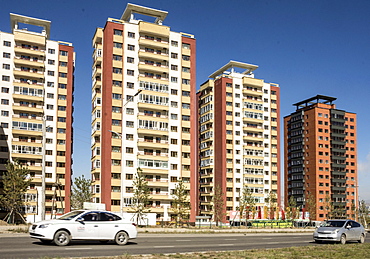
[1,0,370,202]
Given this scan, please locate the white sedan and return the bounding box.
[29,210,137,246]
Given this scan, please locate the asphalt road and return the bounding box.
[0,233,368,258]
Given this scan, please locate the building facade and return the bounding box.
[0,14,74,222]
[284,95,357,221]
[198,61,280,222]
[91,4,197,221]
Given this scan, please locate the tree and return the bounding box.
[0,160,32,224]
[305,193,316,223]
[267,191,278,219]
[213,184,225,227]
[323,194,333,220]
[358,200,369,228]
[70,175,92,209]
[171,179,190,227]
[131,167,151,225]
[239,186,256,223]
[286,196,298,220]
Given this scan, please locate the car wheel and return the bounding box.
[115,231,129,245]
[358,234,365,244]
[340,234,346,245]
[39,239,52,244]
[53,230,70,246]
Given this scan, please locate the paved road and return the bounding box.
[0,233,368,258]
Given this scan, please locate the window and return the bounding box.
[127,69,134,76]
[114,29,122,36]
[171,40,178,47]
[182,115,190,121]
[2,75,10,82]
[47,93,54,99]
[59,50,68,56]
[58,95,66,100]
[58,117,66,122]
[127,44,135,51]
[126,160,134,167]
[171,77,178,83]
[48,48,55,54]
[171,53,178,59]
[182,103,190,109]
[126,134,133,140]
[48,59,55,65]
[114,42,122,48]
[59,61,67,67]
[47,71,55,76]
[171,101,178,107]
[171,65,178,71]
[1,87,9,93]
[127,57,134,63]
[58,106,66,111]
[182,79,190,85]
[126,121,134,128]
[127,32,135,38]
[182,55,190,61]
[58,83,67,89]
[0,122,8,128]
[113,54,122,61]
[182,43,190,49]
[59,72,67,78]
[3,52,10,58]
[171,89,178,95]
[112,93,122,100]
[47,104,54,110]
[113,67,122,74]
[3,41,11,47]
[112,106,121,113]
[171,139,178,145]
[1,110,9,117]
[126,82,134,88]
[182,67,190,73]
[2,64,10,70]
[58,128,66,133]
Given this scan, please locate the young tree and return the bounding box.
[171,179,190,227]
[286,196,298,220]
[70,175,92,209]
[323,194,333,220]
[0,160,32,224]
[131,167,151,225]
[239,186,256,223]
[213,184,225,227]
[358,200,369,228]
[305,193,316,223]
[267,191,278,219]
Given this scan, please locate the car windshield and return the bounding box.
[321,220,346,228]
[58,210,85,220]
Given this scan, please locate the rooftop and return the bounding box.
[121,3,168,24]
[10,13,50,39]
[293,95,337,109]
[209,60,258,79]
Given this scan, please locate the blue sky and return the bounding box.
[2,0,370,201]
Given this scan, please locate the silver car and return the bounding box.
[313,219,366,244]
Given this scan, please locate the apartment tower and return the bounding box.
[284,95,357,221]
[91,4,197,222]
[0,14,74,222]
[198,61,280,222]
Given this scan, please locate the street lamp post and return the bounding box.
[109,89,142,215]
[41,116,50,221]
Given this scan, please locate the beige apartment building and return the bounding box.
[0,14,74,222]
[91,4,197,222]
[198,61,280,222]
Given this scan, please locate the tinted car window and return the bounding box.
[323,221,345,227]
[352,221,360,228]
[83,212,99,221]
[59,210,84,220]
[99,212,121,221]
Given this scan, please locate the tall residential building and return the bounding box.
[198,61,280,222]
[0,14,74,221]
[91,4,197,222]
[284,95,357,221]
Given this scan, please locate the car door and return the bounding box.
[351,221,362,240]
[344,221,356,240]
[72,212,100,239]
[97,212,121,240]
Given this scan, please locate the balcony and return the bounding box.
[138,48,169,61]
[137,138,168,148]
[138,61,168,74]
[14,56,44,67]
[14,45,45,56]
[14,67,44,79]
[137,151,168,160]
[139,37,169,49]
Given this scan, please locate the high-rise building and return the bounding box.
[198,61,280,222]
[91,4,197,222]
[0,14,74,221]
[284,95,357,221]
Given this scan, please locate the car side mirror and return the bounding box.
[346,225,351,229]
[76,217,85,223]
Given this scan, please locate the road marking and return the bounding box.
[224,239,237,240]
[218,244,234,246]
[176,240,191,241]
[154,246,175,248]
[262,238,273,239]
[65,248,92,250]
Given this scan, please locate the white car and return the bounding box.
[29,210,137,246]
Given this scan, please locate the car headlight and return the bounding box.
[332,229,340,234]
[39,224,51,229]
